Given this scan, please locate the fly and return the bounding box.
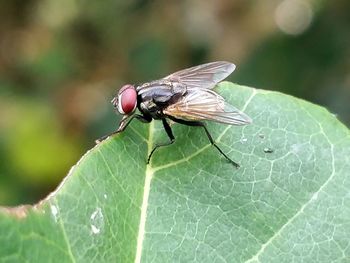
[96,61,252,168]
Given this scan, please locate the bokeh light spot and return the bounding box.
[275,0,313,35]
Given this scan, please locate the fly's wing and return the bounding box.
[164,61,235,90]
[164,88,252,125]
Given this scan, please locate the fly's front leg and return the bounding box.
[147,119,175,164]
[96,114,152,143]
[168,117,239,168]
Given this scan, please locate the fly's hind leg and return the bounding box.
[147,119,175,164]
[168,117,240,168]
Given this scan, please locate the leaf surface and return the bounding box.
[1,82,349,263]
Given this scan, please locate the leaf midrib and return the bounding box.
[135,121,155,263]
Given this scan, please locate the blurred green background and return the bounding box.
[0,0,349,205]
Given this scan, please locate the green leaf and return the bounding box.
[1,82,349,263]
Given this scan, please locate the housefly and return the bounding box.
[96,61,252,168]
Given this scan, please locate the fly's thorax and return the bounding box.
[171,82,187,95]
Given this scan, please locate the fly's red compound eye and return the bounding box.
[117,84,137,114]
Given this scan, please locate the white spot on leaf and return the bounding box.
[91,224,101,234]
[311,192,318,201]
[240,137,248,143]
[50,205,59,222]
[90,207,104,235]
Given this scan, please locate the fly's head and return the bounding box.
[112,84,137,115]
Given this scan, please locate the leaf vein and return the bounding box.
[53,199,76,263]
[98,149,139,208]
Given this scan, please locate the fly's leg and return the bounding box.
[168,117,239,168]
[96,114,152,143]
[147,119,175,164]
